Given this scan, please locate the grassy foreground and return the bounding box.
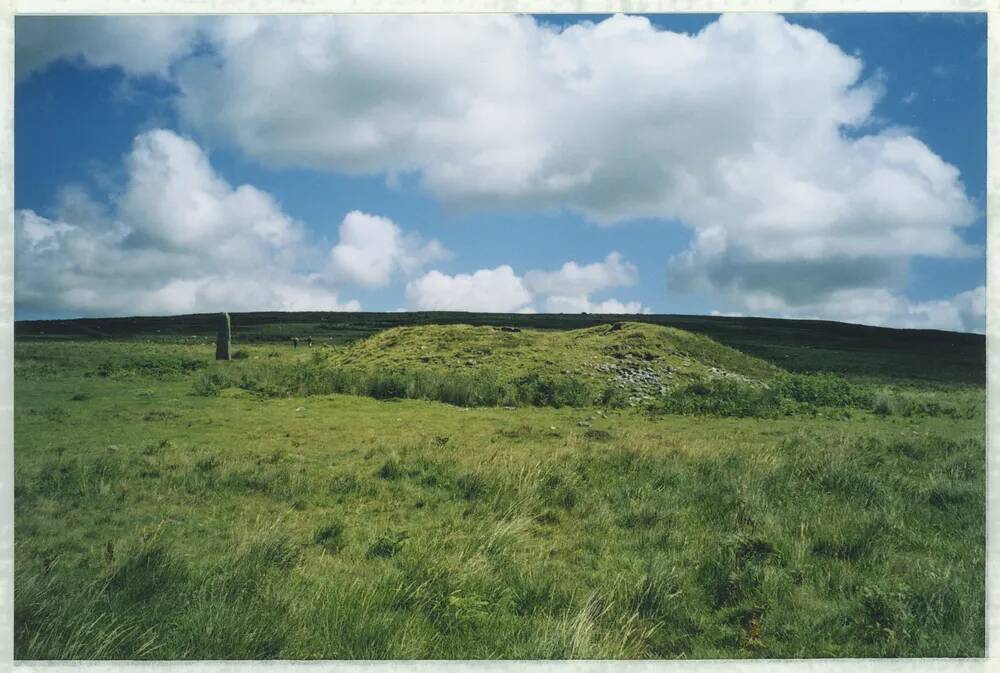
[13,321,985,659]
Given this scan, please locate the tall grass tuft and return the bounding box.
[193,361,600,409]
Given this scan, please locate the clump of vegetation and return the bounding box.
[195,455,221,472]
[241,531,302,571]
[329,473,360,495]
[376,456,403,480]
[192,361,602,408]
[650,372,970,419]
[456,472,488,500]
[96,354,207,379]
[513,373,591,407]
[366,532,407,559]
[654,379,789,418]
[313,521,346,554]
[872,390,978,420]
[873,392,895,417]
[102,530,188,603]
[771,372,876,408]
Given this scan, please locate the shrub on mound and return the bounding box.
[653,373,878,418]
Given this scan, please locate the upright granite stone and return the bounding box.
[216,312,232,361]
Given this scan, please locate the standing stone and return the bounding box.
[216,312,232,361]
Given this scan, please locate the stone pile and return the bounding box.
[587,360,674,404]
[706,366,751,383]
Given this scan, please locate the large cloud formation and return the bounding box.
[16,128,633,318]
[15,129,368,316]
[16,14,985,329]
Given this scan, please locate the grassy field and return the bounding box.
[13,313,986,659]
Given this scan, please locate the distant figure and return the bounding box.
[292,337,299,348]
[306,336,313,347]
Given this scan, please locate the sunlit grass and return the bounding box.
[13,332,985,659]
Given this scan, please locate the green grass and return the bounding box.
[12,316,986,659]
[193,360,604,408]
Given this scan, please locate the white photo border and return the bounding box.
[0,1,994,671]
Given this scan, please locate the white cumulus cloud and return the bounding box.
[405,266,534,313]
[406,252,648,314]
[329,210,448,288]
[523,252,636,297]
[406,264,532,313]
[15,129,361,317]
[119,129,301,254]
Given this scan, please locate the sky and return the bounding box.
[13,12,987,332]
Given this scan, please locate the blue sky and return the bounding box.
[13,13,987,331]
